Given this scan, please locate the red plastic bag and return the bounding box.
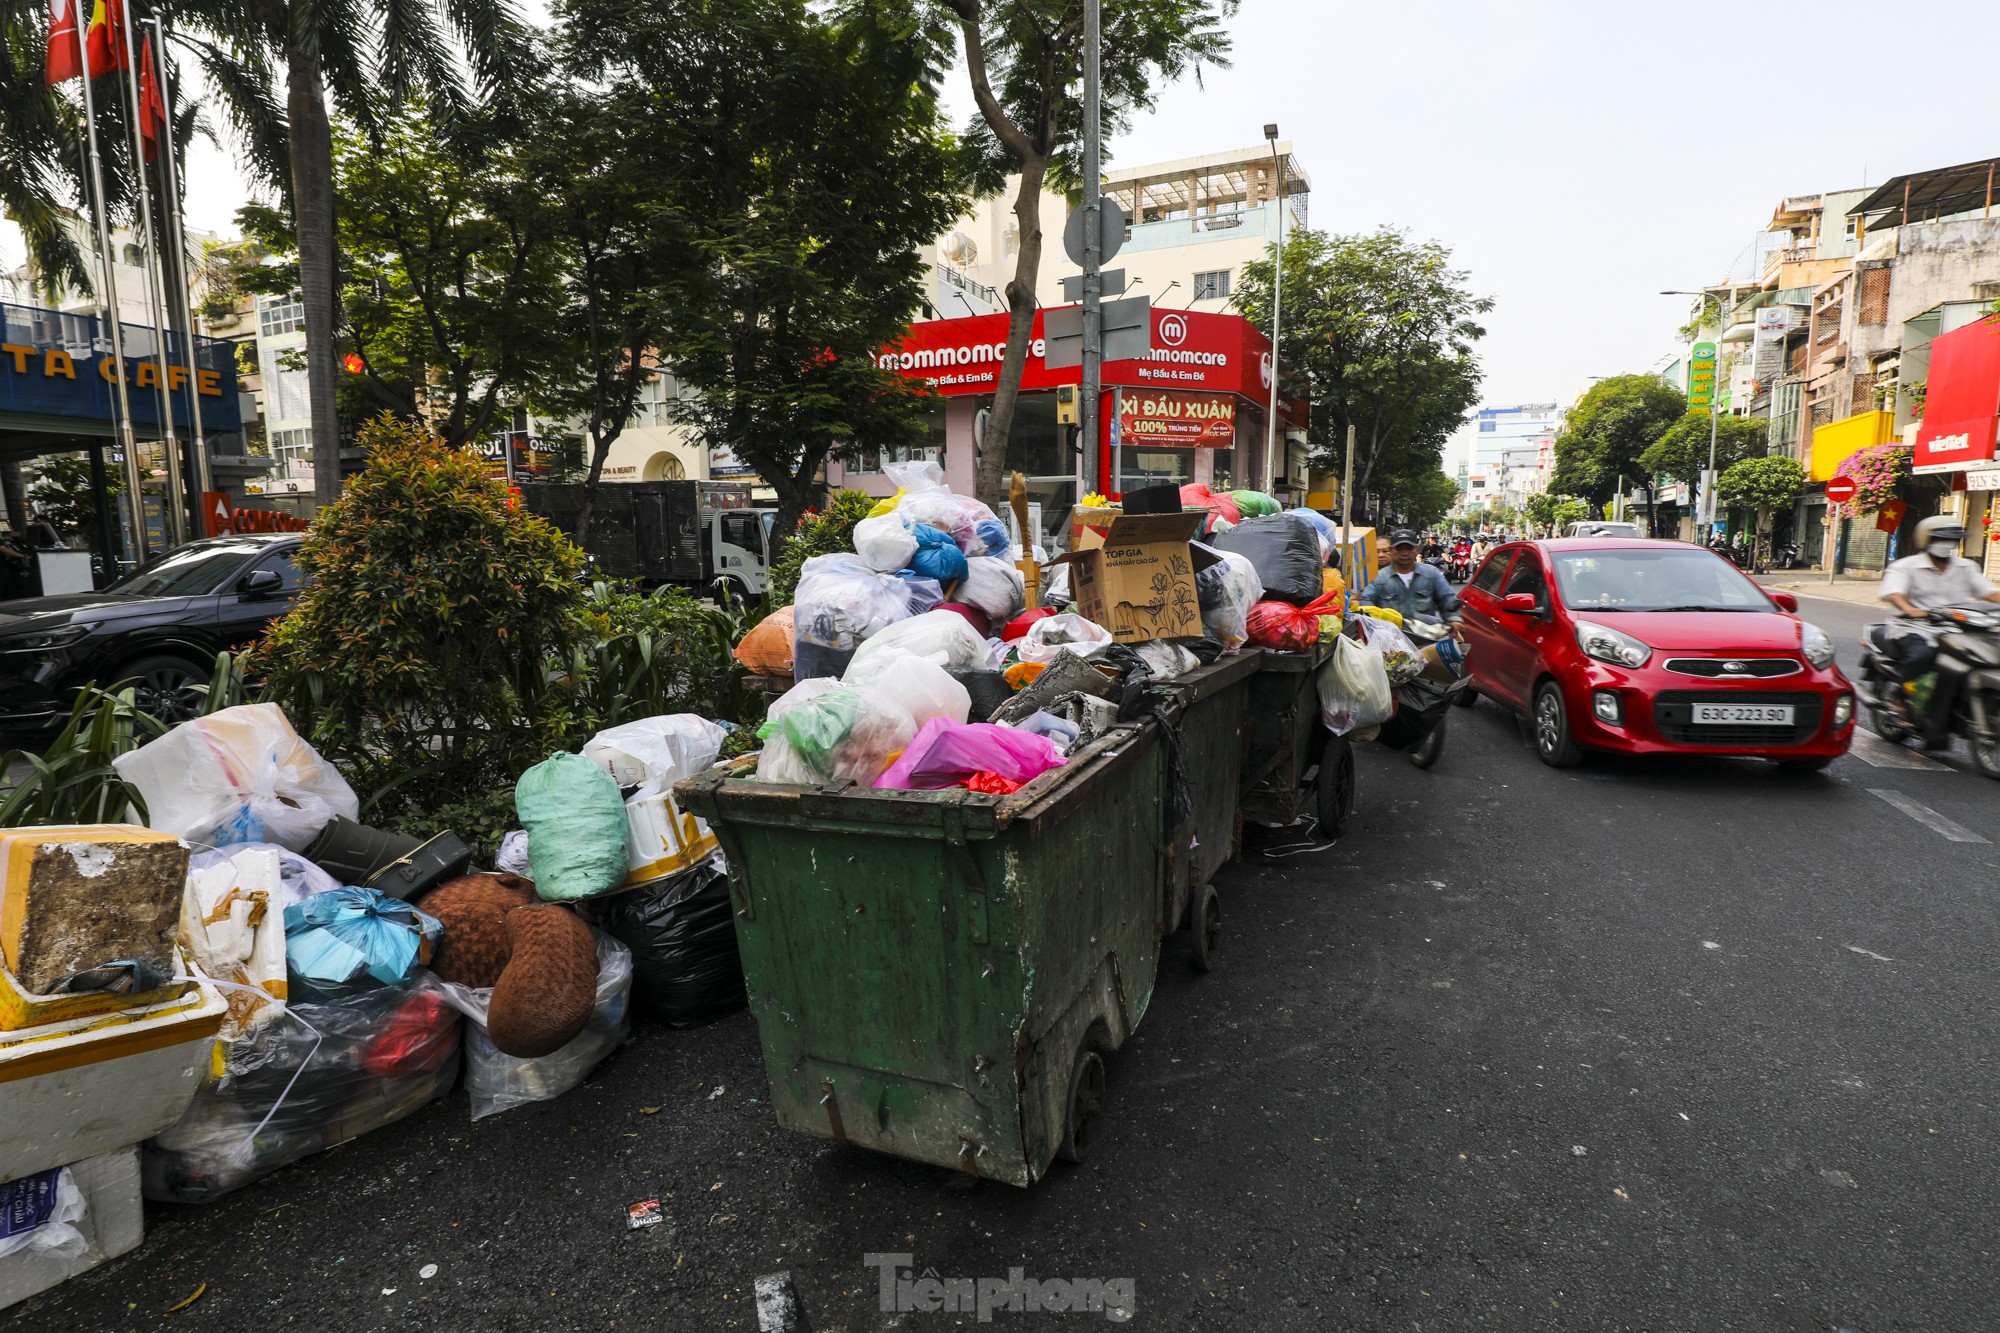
[960,770,1022,795]
[1179,483,1242,532]
[1001,607,1056,642]
[359,987,460,1079]
[1245,592,1343,652]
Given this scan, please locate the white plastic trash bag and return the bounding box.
[959,556,1026,624]
[1017,612,1115,665]
[1354,616,1427,685]
[440,931,632,1120]
[1317,635,1393,736]
[843,648,972,728]
[1134,641,1200,679]
[852,512,920,573]
[752,679,915,786]
[847,609,991,674]
[582,715,727,792]
[1195,543,1264,651]
[881,458,945,495]
[0,1167,90,1263]
[114,702,358,852]
[792,553,918,650]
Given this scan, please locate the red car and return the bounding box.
[1457,538,1855,769]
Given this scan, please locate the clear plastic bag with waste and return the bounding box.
[1316,634,1394,736]
[842,648,972,728]
[791,553,919,651]
[113,702,358,852]
[847,609,993,674]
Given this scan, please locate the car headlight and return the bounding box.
[1574,619,1651,667]
[0,624,90,652]
[1800,621,1836,669]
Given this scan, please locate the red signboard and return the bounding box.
[1119,389,1236,447]
[1823,475,1858,503]
[877,308,1306,427]
[1913,319,2000,473]
[201,491,310,536]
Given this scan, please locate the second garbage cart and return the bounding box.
[1240,642,1356,836]
[678,720,1170,1186]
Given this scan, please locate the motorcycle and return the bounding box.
[1773,541,1801,570]
[1858,605,2000,778]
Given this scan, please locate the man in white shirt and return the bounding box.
[1880,516,2000,616]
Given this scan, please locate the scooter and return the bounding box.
[1858,605,2000,778]
[1773,541,1802,570]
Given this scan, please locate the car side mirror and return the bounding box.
[1769,591,1799,613]
[237,569,284,599]
[1501,592,1541,615]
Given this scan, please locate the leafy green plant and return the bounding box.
[27,454,121,543]
[765,488,875,605]
[244,416,592,823]
[0,687,165,826]
[572,583,755,731]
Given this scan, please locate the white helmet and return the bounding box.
[1916,515,1965,546]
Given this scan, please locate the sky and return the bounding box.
[17,1,2000,476]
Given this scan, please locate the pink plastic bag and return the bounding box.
[1179,483,1242,532]
[874,718,1067,791]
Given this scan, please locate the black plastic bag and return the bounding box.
[585,861,747,1028]
[951,668,1014,721]
[1375,677,1458,752]
[1211,514,1323,605]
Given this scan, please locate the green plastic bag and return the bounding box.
[1229,489,1281,518]
[516,751,631,901]
[757,688,863,775]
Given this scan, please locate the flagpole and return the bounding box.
[117,13,184,547]
[147,15,209,504]
[73,7,151,568]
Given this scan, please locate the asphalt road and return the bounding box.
[13,609,2000,1331]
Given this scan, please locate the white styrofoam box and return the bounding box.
[0,1145,143,1311]
[622,789,719,883]
[0,978,225,1184]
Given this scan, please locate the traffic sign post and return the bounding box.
[1822,475,1858,583]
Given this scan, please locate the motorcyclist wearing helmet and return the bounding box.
[1881,515,2000,617]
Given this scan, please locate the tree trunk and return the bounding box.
[573,417,626,549]
[286,47,344,512]
[974,154,1048,510]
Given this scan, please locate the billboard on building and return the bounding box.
[1751,308,1788,384]
[1913,319,2000,474]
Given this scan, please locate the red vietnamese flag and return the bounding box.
[137,33,165,162]
[45,0,81,84]
[84,0,129,75]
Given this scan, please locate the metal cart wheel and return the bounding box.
[1314,737,1357,836]
[1190,881,1221,973]
[1058,1047,1107,1164]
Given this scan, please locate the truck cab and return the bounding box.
[705,506,776,603]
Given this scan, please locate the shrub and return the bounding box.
[765,488,875,606]
[570,583,756,731]
[243,415,591,818]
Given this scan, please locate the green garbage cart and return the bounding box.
[1152,650,1263,971]
[1239,643,1356,835]
[678,721,1171,1186]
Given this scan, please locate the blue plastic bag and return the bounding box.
[283,886,442,1001]
[907,523,969,585]
[973,518,1012,558]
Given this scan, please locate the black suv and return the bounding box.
[0,534,307,733]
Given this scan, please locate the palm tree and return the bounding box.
[1,0,527,509]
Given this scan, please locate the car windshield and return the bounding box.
[107,544,260,597]
[1552,548,1773,612]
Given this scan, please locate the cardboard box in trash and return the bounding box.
[1417,635,1468,685]
[1047,512,1219,644]
[0,825,189,1019]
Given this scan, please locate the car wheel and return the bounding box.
[116,654,206,723]
[1532,680,1583,768]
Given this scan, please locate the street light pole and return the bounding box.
[1079,0,1104,496]
[1262,124,1283,495]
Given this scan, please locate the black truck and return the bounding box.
[519,480,776,599]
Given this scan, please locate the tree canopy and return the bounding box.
[1548,375,1686,507]
[1237,228,1488,524]
[1716,455,1806,515]
[944,0,1238,505]
[1639,411,1767,484]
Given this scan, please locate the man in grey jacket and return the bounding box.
[1358,529,1460,625]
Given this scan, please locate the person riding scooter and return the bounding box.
[1870,516,2000,679]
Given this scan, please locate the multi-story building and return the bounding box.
[1469,403,1559,471]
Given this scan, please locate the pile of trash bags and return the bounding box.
[97,696,761,1203]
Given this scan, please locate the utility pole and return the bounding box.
[1262,125,1284,495]
[1079,0,1104,496]
[73,16,150,568]
[150,17,212,503]
[119,12,185,546]
[1340,423,1356,563]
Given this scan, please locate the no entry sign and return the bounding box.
[1824,475,1858,503]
